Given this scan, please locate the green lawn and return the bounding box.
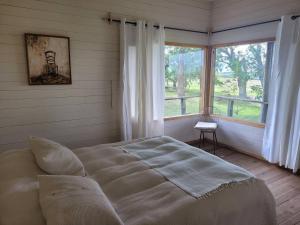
[165,81,201,97]
[165,97,201,117]
[165,77,263,122]
[213,99,261,121]
[165,81,202,117]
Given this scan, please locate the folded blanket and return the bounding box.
[121,136,254,198]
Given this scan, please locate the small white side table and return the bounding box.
[194,122,218,154]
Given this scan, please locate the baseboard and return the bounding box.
[186,138,264,161]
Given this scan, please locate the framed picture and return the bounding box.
[24,33,72,85]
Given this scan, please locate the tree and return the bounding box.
[215,44,266,99]
[165,61,177,89]
[248,44,266,87]
[165,46,203,114]
[165,47,203,95]
[216,47,250,98]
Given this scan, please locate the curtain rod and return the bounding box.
[103,13,300,35]
[212,19,281,34]
[102,13,208,35]
[212,15,300,34]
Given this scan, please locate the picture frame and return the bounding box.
[24,33,72,85]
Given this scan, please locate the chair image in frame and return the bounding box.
[44,51,58,76]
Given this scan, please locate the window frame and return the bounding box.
[209,38,276,127]
[164,42,209,120]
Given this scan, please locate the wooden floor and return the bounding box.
[197,143,300,225]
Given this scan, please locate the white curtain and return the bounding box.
[120,19,165,141]
[263,16,300,173]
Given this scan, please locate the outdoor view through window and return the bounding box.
[212,41,273,123]
[164,45,205,117]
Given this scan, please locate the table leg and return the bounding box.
[213,131,217,155]
[199,131,202,148]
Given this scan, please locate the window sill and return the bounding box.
[164,113,204,121]
[210,115,265,128]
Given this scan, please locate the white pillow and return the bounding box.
[0,149,46,225]
[38,175,124,225]
[29,137,85,176]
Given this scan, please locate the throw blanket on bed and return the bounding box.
[121,136,254,198]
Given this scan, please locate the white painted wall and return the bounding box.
[210,23,278,45]
[165,115,204,143]
[0,0,210,151]
[209,118,265,157]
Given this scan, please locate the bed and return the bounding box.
[0,136,276,225]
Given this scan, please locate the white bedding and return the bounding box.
[0,136,276,225]
[74,136,276,225]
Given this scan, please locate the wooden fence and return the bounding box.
[165,95,268,122]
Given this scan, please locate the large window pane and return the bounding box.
[212,42,273,123]
[164,45,205,117]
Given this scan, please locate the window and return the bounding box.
[211,41,274,123]
[164,44,205,117]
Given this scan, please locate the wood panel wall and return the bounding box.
[211,0,300,44]
[0,0,211,151]
[2,0,299,154]
[212,0,300,31]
